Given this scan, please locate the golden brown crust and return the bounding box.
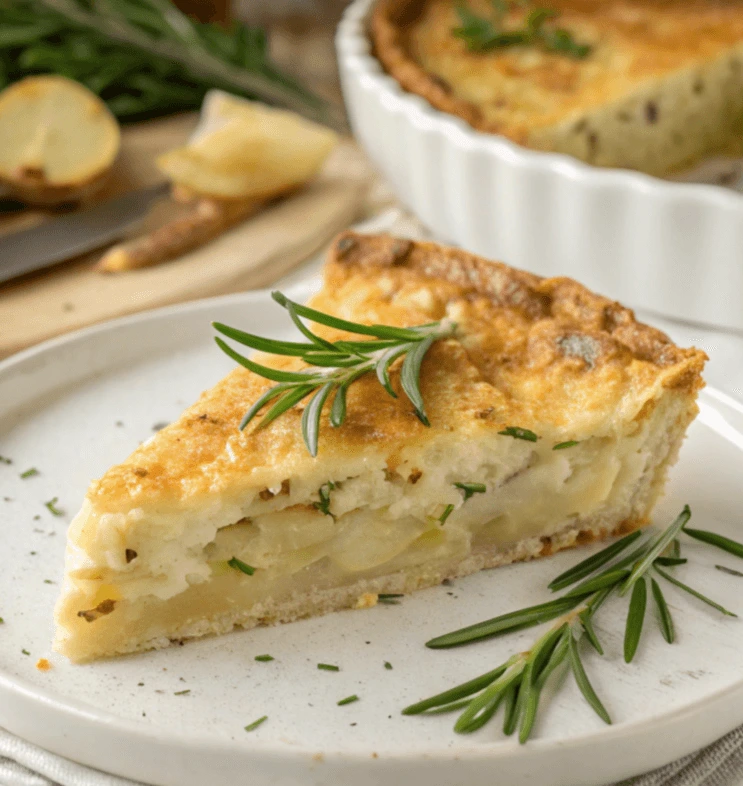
[372,0,743,167]
[86,232,706,515]
[326,231,707,374]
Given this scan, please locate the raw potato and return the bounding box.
[0,76,120,206]
[156,96,338,200]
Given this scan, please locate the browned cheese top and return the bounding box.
[372,0,743,138]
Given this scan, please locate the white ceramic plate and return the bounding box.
[1,286,743,786]
[336,0,743,332]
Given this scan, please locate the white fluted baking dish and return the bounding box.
[336,0,743,331]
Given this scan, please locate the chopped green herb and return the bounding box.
[499,427,538,442]
[255,654,275,662]
[716,565,743,577]
[317,663,340,672]
[378,593,403,605]
[553,441,579,450]
[44,497,64,516]
[244,715,268,732]
[313,482,336,517]
[0,618,4,624]
[174,689,191,696]
[454,482,486,501]
[384,661,393,670]
[337,694,359,706]
[22,649,29,656]
[228,557,255,576]
[439,504,455,525]
[453,1,591,59]
[0,456,11,465]
[43,579,54,585]
[20,468,39,478]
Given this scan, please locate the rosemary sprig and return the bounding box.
[0,0,332,125]
[453,0,591,59]
[407,506,741,741]
[214,292,457,457]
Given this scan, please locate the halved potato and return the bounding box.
[0,76,120,206]
[156,95,337,200]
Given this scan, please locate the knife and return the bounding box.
[0,182,170,285]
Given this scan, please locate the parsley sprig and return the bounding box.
[214,292,457,457]
[404,506,743,741]
[453,0,591,58]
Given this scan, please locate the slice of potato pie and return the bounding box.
[54,233,706,661]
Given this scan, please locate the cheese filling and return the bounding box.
[68,424,656,610]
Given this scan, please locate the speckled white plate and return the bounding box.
[1,284,743,786]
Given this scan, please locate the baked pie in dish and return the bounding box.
[372,0,743,175]
[54,233,705,661]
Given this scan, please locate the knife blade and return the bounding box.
[0,182,170,285]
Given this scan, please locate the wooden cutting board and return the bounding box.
[0,113,374,359]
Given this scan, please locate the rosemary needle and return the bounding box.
[337,695,359,706]
[654,565,737,618]
[425,595,582,648]
[716,565,743,578]
[683,527,743,559]
[548,530,642,591]
[317,663,340,672]
[621,506,691,595]
[623,578,647,663]
[650,578,675,644]
[568,631,611,725]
